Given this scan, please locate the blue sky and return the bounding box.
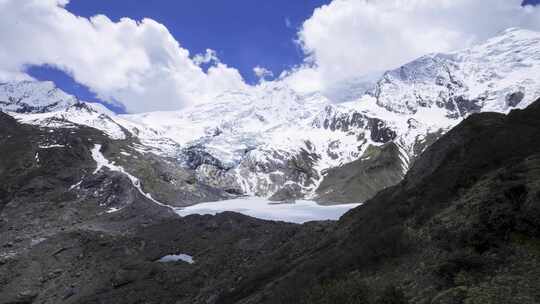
[22,0,540,113]
[27,0,330,112]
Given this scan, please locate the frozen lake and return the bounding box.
[175,197,360,224]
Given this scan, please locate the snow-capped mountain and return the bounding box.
[2,28,540,204]
[0,80,78,113]
[374,28,540,116]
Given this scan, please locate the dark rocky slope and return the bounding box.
[1,98,540,303]
[219,99,540,303]
[315,142,405,204]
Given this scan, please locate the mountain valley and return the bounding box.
[1,28,540,304]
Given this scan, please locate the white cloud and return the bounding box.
[253,66,274,81]
[193,49,220,66]
[287,0,540,95]
[2,0,540,111]
[0,0,246,113]
[279,65,322,93]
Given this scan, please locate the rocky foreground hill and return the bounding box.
[1,90,539,303]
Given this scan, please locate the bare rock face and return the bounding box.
[506,91,525,107]
[195,164,244,195]
[315,142,405,204]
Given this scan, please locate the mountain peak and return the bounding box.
[374,28,540,116]
[0,80,78,113]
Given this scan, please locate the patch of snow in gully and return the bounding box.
[39,144,66,149]
[90,144,171,211]
[175,197,360,224]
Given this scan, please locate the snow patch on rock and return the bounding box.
[90,144,170,210]
[157,254,195,264]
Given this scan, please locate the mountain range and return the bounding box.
[2,28,540,207]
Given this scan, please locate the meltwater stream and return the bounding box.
[175,197,360,224]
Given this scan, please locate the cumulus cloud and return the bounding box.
[3,0,540,111]
[253,66,274,81]
[0,0,246,112]
[193,49,220,66]
[287,0,540,95]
